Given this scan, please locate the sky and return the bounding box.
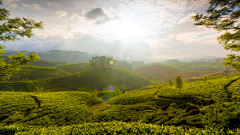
[0,0,236,62]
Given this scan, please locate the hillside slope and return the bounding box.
[0,68,151,91]
[54,63,92,74]
[1,74,240,134]
[133,62,227,71]
[45,68,151,91]
[54,62,133,74]
[132,65,211,81]
[4,65,70,81]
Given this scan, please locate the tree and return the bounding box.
[93,89,98,96]
[0,1,43,81]
[114,89,121,96]
[203,75,207,82]
[168,79,173,86]
[175,75,183,94]
[192,0,240,71]
[102,56,106,68]
[223,66,232,76]
[109,57,114,68]
[103,87,107,94]
[122,88,127,94]
[89,57,96,68]
[89,55,114,69]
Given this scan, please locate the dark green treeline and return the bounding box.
[89,55,114,69]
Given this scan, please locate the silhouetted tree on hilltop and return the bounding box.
[89,55,114,69]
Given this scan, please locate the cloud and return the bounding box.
[55,10,67,18]
[22,3,32,9]
[82,8,107,19]
[3,0,230,62]
[3,33,154,61]
[3,0,21,4]
[32,4,42,10]
[155,12,220,44]
[9,2,18,9]
[150,38,229,60]
[82,8,119,24]
[22,3,44,10]
[66,13,88,33]
[3,31,230,62]
[3,0,21,9]
[155,0,209,13]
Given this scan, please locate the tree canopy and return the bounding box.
[89,55,114,69]
[192,0,240,71]
[0,1,44,81]
[175,75,183,93]
[168,79,173,86]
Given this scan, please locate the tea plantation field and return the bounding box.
[0,74,240,134]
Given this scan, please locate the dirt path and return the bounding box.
[224,78,240,101]
[154,89,160,98]
[30,95,41,108]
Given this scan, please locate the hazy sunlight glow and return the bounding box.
[115,19,143,38]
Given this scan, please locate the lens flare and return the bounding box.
[110,60,114,65]
[109,86,114,90]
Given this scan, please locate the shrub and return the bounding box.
[122,88,127,94]
[186,106,199,113]
[203,76,207,82]
[115,89,121,96]
[175,75,183,93]
[93,89,98,96]
[170,103,178,108]
[103,88,107,94]
[161,105,168,111]
[168,79,173,86]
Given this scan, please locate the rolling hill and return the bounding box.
[132,65,212,82]
[54,63,92,74]
[45,68,151,91]
[0,68,151,92]
[132,61,228,71]
[54,62,133,74]
[3,65,70,82]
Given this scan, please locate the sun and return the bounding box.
[115,19,143,38]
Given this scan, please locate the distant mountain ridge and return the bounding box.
[2,50,91,64]
[38,50,91,64]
